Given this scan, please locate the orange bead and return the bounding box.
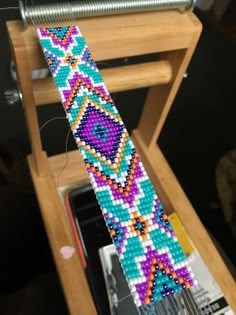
[172,272,177,279]
[165,267,170,274]
[178,277,184,284]
[146,289,152,296]
[111,230,116,236]
[158,262,163,269]
[145,297,151,304]
[151,266,156,272]
[149,273,154,280]
[185,282,190,289]
[147,281,153,287]
[152,257,157,264]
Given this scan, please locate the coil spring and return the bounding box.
[19,0,195,27]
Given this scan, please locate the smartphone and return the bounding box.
[65,184,112,315]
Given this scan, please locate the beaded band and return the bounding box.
[37,26,195,307]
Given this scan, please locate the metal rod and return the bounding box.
[19,0,196,27]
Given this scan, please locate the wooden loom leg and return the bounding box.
[28,153,97,315]
[132,131,236,311]
[9,40,45,176]
[138,21,202,148]
[138,50,185,147]
[133,21,236,311]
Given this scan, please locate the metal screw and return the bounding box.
[4,89,22,106]
[183,72,188,79]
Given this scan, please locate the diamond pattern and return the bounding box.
[74,102,125,164]
[37,26,196,307]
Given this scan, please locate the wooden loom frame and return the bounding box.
[7,10,236,315]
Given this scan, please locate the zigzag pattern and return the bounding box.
[38,26,196,307]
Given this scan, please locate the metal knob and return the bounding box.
[4,89,22,106]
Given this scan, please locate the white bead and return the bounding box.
[134,293,139,300]
[130,286,136,293]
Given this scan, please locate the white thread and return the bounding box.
[38,117,70,186]
[39,117,67,132]
[111,293,132,306]
[56,127,71,186]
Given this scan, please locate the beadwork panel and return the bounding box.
[37,26,196,307]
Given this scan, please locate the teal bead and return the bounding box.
[153,293,162,302]
[38,25,195,306]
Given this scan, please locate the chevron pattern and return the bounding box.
[38,26,196,307]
